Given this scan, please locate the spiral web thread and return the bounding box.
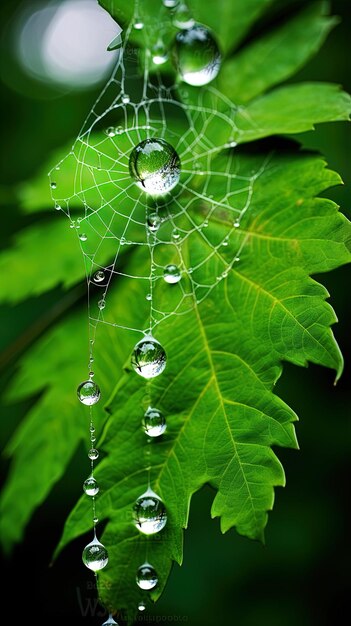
[49,7,270,345]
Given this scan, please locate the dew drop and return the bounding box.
[222,238,228,246]
[105,126,116,138]
[83,476,99,497]
[115,125,124,134]
[234,220,240,228]
[138,601,146,612]
[98,299,106,310]
[129,138,181,196]
[93,270,105,283]
[235,256,240,262]
[172,3,195,29]
[152,42,168,65]
[143,407,167,437]
[77,380,101,405]
[147,212,161,233]
[55,203,61,211]
[133,488,167,534]
[88,448,99,460]
[79,233,88,242]
[203,219,209,227]
[50,181,57,189]
[131,335,167,379]
[173,24,221,86]
[93,517,99,524]
[82,537,108,571]
[163,264,181,284]
[136,563,158,590]
[146,293,152,301]
[120,236,126,245]
[121,93,131,103]
[172,228,180,241]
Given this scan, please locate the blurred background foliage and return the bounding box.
[0,0,350,624]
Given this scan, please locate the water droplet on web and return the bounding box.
[203,219,209,227]
[143,407,167,437]
[234,220,240,228]
[79,233,88,242]
[136,563,158,590]
[93,270,105,283]
[77,380,101,405]
[173,24,221,86]
[235,256,240,262]
[222,270,228,278]
[98,299,106,310]
[50,181,57,189]
[133,488,167,534]
[152,42,168,65]
[163,0,179,8]
[172,228,180,241]
[82,537,108,571]
[146,213,161,233]
[138,601,146,612]
[93,517,99,524]
[90,424,95,432]
[146,293,152,301]
[121,93,131,103]
[120,236,126,245]
[83,476,99,496]
[222,238,228,246]
[129,138,181,195]
[131,335,167,379]
[116,125,124,134]
[102,614,118,625]
[163,264,181,284]
[55,203,61,211]
[88,448,99,460]
[105,126,116,138]
[172,3,195,29]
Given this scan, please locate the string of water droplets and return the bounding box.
[49,0,269,620]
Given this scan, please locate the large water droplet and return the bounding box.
[77,380,101,405]
[172,3,195,29]
[173,25,221,86]
[147,212,161,233]
[129,138,180,196]
[143,407,167,437]
[83,476,99,496]
[133,488,167,534]
[136,563,158,590]
[163,264,181,284]
[82,537,108,571]
[131,335,167,379]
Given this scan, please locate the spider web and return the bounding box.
[49,4,269,347]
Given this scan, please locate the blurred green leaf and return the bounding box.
[219,3,338,104]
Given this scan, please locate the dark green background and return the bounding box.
[0,1,350,624]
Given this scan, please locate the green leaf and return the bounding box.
[234,83,351,143]
[53,147,350,618]
[219,3,337,104]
